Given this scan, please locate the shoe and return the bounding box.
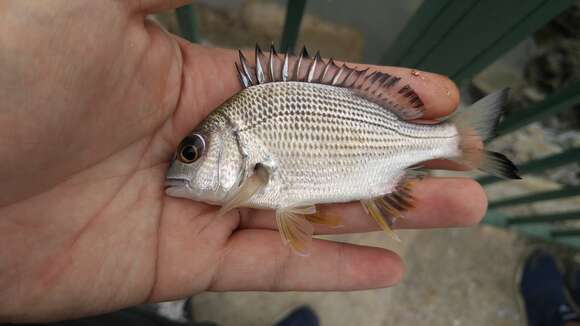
[519,249,580,326]
[565,257,580,310]
[275,306,319,326]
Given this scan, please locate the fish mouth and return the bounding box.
[164,178,189,190]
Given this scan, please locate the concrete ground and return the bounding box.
[188,173,580,326]
[193,226,529,326]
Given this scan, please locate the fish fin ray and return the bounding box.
[276,207,314,256]
[268,43,279,82]
[361,199,400,242]
[238,50,255,87]
[235,62,251,88]
[304,206,343,228]
[254,44,266,84]
[451,88,521,179]
[218,164,270,216]
[351,80,425,120]
[294,46,310,81]
[361,174,421,241]
[236,45,424,120]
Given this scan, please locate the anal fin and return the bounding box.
[361,176,418,242]
[361,199,400,242]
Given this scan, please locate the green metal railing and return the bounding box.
[174,1,580,248]
[381,0,577,83]
[175,4,197,43]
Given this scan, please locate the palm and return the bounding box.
[1,1,487,322]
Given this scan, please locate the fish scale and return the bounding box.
[165,45,520,254]
[214,81,460,208]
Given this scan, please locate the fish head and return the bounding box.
[164,117,244,205]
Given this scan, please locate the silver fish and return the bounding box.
[165,45,520,254]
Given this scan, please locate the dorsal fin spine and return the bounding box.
[331,64,347,85]
[398,85,411,95]
[385,76,400,88]
[282,52,289,82]
[268,43,277,82]
[363,72,381,91]
[320,58,337,83]
[359,71,377,90]
[254,44,265,84]
[371,74,391,95]
[339,67,356,87]
[237,45,426,121]
[294,46,309,81]
[238,50,254,85]
[307,51,321,83]
[235,62,251,88]
[350,68,369,88]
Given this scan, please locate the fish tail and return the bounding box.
[451,88,521,180]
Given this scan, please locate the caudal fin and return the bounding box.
[451,88,521,180]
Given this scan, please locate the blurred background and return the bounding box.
[152,1,580,325]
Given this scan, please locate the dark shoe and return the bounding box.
[275,306,319,326]
[565,257,580,310]
[519,249,579,326]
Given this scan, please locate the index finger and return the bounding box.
[208,229,404,292]
[359,64,460,119]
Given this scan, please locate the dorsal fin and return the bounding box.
[236,44,426,120]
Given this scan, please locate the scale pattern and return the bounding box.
[214,81,460,208]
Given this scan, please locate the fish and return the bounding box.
[165,44,520,255]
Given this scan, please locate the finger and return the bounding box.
[170,43,460,141]
[334,63,460,119]
[209,229,404,291]
[239,177,487,234]
[421,159,471,171]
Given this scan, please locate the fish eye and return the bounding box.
[178,134,205,164]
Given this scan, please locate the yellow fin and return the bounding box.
[218,164,269,216]
[293,206,342,228]
[304,209,342,228]
[362,175,419,241]
[276,208,315,256]
[361,199,400,242]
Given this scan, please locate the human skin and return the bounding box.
[0,0,487,323]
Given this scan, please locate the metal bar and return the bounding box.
[483,211,580,249]
[380,0,455,66]
[452,0,575,82]
[383,0,572,79]
[506,210,580,225]
[417,0,546,76]
[496,80,580,136]
[400,0,479,68]
[552,229,580,238]
[280,0,307,53]
[176,4,197,43]
[489,185,580,209]
[479,147,580,185]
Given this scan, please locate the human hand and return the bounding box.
[0,0,486,322]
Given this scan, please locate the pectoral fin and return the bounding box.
[276,207,315,256]
[218,164,270,216]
